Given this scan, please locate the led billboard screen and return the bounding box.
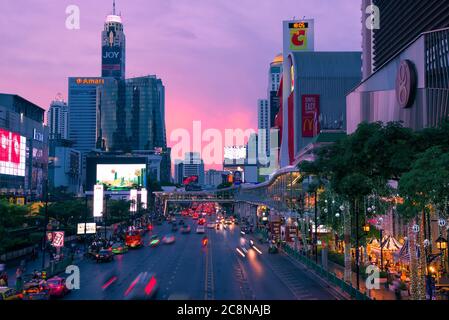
[0,128,26,177]
[96,164,146,190]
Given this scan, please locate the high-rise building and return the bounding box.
[364,0,449,75]
[97,75,166,152]
[48,95,68,140]
[257,99,269,157]
[101,0,126,79]
[268,53,283,126]
[174,152,205,185]
[0,93,48,200]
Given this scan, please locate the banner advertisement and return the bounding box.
[130,189,138,212]
[301,95,320,137]
[93,184,104,217]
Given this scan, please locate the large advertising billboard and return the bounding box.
[96,164,146,191]
[93,184,104,217]
[0,128,26,177]
[129,189,138,213]
[288,21,314,51]
[183,175,198,185]
[301,95,320,137]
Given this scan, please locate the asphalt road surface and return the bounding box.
[64,217,336,300]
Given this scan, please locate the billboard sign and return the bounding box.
[288,21,314,51]
[51,231,65,248]
[233,170,243,186]
[0,128,26,177]
[301,95,320,137]
[93,184,104,217]
[141,188,147,210]
[77,223,97,235]
[224,146,246,161]
[102,45,121,70]
[96,164,146,190]
[130,189,138,213]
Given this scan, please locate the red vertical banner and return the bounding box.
[288,92,295,164]
[301,95,320,137]
[10,132,21,164]
[0,129,9,162]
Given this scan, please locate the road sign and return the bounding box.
[438,219,447,227]
[51,231,64,248]
[412,224,420,233]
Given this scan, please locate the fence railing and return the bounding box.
[282,244,370,300]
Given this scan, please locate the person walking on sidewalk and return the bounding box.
[15,267,23,291]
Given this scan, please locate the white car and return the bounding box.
[196,226,205,234]
[207,223,215,229]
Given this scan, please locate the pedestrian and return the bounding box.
[15,267,23,291]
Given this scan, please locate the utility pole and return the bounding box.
[314,190,318,263]
[41,181,49,270]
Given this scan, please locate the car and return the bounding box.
[147,223,153,231]
[47,276,69,298]
[111,242,129,254]
[192,213,199,220]
[0,287,22,300]
[207,222,215,229]
[224,219,233,225]
[96,249,114,262]
[149,235,160,247]
[180,225,191,233]
[196,225,205,234]
[162,234,176,244]
[22,280,50,300]
[124,272,158,300]
[198,218,206,225]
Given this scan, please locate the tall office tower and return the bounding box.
[97,75,166,152]
[68,77,117,183]
[48,95,68,140]
[175,152,205,185]
[101,0,126,79]
[257,99,269,157]
[366,0,449,73]
[268,53,283,126]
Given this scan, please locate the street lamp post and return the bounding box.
[41,181,49,270]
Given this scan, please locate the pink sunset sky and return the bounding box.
[0,0,362,169]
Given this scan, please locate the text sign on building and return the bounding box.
[301,95,320,137]
[93,184,104,217]
[102,45,121,71]
[51,231,65,248]
[284,20,314,52]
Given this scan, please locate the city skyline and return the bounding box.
[0,0,361,168]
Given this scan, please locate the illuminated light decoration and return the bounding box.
[93,184,104,217]
[141,188,147,209]
[253,246,262,255]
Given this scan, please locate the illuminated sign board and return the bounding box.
[33,129,44,142]
[0,128,26,177]
[51,231,65,248]
[130,189,138,213]
[141,188,147,210]
[283,19,314,53]
[301,95,320,137]
[93,184,104,217]
[75,78,105,85]
[96,164,146,191]
[183,175,198,185]
[77,223,97,235]
[224,146,246,160]
[102,45,121,72]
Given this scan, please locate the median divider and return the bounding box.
[281,244,370,300]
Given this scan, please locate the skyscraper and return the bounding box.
[48,95,68,140]
[101,0,126,79]
[97,75,166,152]
[257,99,269,157]
[268,53,283,126]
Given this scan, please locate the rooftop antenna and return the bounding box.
[113,0,116,15]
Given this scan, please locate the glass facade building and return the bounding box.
[0,94,48,200]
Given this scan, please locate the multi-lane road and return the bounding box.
[65,217,337,300]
